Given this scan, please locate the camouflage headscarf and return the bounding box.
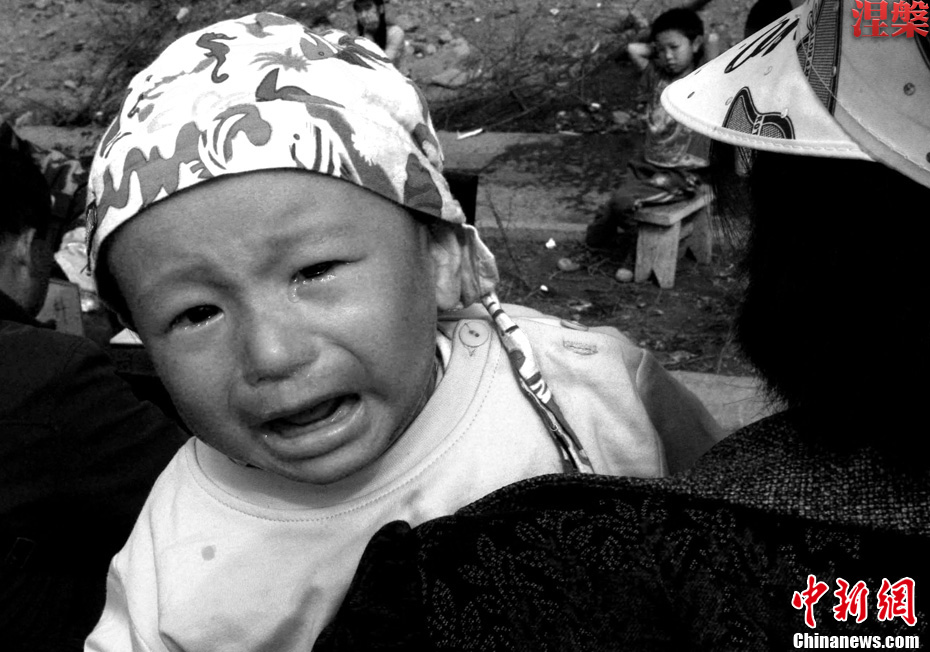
[85,12,497,305]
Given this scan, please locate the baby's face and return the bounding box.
[109,171,445,485]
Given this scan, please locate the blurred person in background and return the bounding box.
[0,143,187,652]
[354,0,406,71]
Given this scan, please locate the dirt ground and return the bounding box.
[0,0,761,377]
[0,0,759,126]
[483,231,753,377]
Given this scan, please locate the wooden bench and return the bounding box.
[633,190,713,288]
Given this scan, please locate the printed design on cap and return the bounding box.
[720,14,800,138]
[723,14,799,75]
[723,87,796,139]
[796,0,843,113]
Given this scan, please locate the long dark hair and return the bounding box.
[354,0,387,50]
[711,144,930,453]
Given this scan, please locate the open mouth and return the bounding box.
[266,395,356,436]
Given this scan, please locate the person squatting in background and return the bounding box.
[80,13,721,652]
[315,0,930,648]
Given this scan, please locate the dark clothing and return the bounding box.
[1,290,188,652]
[584,159,707,252]
[1,120,88,227]
[317,411,930,651]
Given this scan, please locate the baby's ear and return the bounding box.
[426,222,465,311]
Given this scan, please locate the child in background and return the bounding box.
[585,7,712,256]
[354,0,406,71]
[82,14,720,652]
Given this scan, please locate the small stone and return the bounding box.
[545,238,557,249]
[557,257,580,272]
[450,38,471,58]
[615,267,634,283]
[611,110,632,127]
[668,350,696,364]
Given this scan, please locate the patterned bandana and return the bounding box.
[85,12,497,304]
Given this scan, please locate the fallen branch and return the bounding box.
[484,100,551,131]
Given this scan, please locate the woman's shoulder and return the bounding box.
[680,411,930,535]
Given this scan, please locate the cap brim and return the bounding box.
[663,5,868,160]
[662,0,930,190]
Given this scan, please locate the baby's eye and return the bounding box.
[169,305,220,330]
[293,261,338,285]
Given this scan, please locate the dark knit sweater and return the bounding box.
[317,411,930,651]
[1,289,187,651]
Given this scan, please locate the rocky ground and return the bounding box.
[1,0,762,376]
[1,0,759,130]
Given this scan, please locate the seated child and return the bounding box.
[586,7,712,255]
[82,14,722,651]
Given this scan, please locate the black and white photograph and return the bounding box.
[2,0,928,649]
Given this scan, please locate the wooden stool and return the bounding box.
[633,191,713,288]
